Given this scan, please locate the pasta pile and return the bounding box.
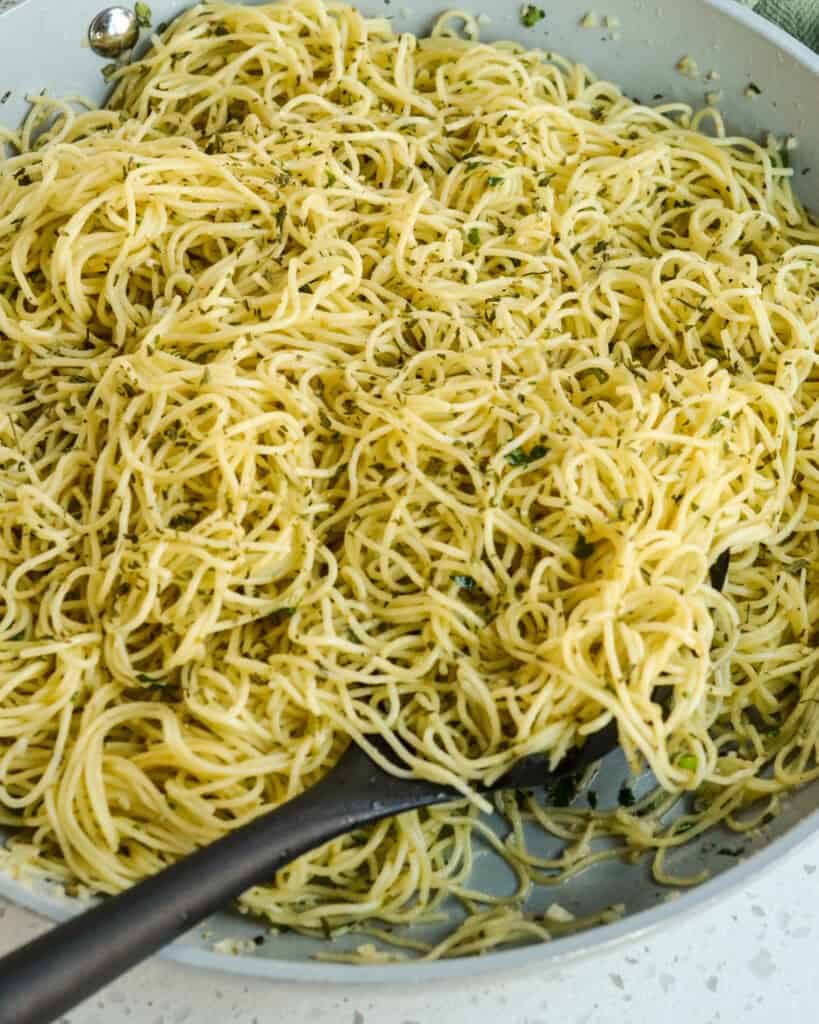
[1,0,819,959]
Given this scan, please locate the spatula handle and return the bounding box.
[0,747,452,1024]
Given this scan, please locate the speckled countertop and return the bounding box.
[1,830,817,1024]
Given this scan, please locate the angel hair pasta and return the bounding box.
[1,0,819,960]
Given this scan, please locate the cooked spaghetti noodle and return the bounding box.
[1,0,819,959]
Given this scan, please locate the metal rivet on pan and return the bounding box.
[88,6,139,58]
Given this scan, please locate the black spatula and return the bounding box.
[0,724,617,1024]
[0,550,730,1024]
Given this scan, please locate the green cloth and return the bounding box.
[741,0,819,51]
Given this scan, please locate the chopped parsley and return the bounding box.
[135,2,152,27]
[677,754,698,771]
[268,606,297,625]
[505,447,528,466]
[573,534,596,560]
[452,574,476,590]
[487,176,504,187]
[520,4,546,28]
[169,513,196,530]
[580,367,609,385]
[467,227,481,245]
[504,444,547,467]
[709,549,730,592]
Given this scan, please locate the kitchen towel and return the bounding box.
[743,0,819,50]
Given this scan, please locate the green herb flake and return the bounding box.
[613,498,631,522]
[573,534,596,560]
[520,4,546,28]
[487,176,504,187]
[268,606,297,625]
[505,444,547,467]
[505,447,529,467]
[678,754,698,771]
[169,513,196,530]
[452,574,476,590]
[135,2,152,27]
[136,674,164,686]
[467,227,481,245]
[581,367,609,385]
